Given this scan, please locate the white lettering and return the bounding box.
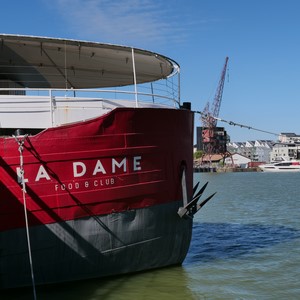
[17,156,143,185]
[53,177,116,191]
[73,162,86,177]
[112,158,127,173]
[35,165,50,181]
[16,167,29,183]
[55,182,80,191]
[133,156,141,171]
[92,160,107,175]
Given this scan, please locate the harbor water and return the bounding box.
[3,172,300,299]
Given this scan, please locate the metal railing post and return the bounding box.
[178,67,181,107]
[49,89,55,127]
[131,48,138,107]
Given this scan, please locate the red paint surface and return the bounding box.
[0,108,194,231]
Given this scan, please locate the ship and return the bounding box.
[259,157,300,172]
[0,34,213,289]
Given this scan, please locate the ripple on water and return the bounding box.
[185,222,300,264]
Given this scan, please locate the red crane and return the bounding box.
[201,57,229,164]
[201,56,229,128]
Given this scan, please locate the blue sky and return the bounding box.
[1,0,300,141]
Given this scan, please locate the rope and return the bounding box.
[194,110,280,137]
[13,134,37,300]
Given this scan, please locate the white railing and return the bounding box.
[0,78,180,129]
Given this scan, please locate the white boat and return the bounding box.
[259,159,300,172]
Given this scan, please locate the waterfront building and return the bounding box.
[270,142,300,161]
[227,140,273,162]
[279,133,300,143]
[267,133,300,162]
[224,153,251,168]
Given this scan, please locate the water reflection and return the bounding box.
[1,265,198,300]
[3,222,300,300]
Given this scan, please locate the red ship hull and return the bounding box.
[0,107,194,288]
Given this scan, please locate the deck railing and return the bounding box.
[0,77,180,129]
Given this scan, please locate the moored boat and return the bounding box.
[0,34,211,289]
[259,159,300,172]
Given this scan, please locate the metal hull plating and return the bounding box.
[0,107,194,289]
[0,201,192,289]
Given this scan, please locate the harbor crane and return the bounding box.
[201,56,228,128]
[201,57,231,164]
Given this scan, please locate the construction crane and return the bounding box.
[201,57,230,164]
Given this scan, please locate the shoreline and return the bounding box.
[193,167,260,173]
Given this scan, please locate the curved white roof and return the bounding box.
[0,34,179,89]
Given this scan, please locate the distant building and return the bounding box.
[268,133,300,162]
[224,153,251,168]
[270,142,300,161]
[215,132,300,164]
[227,140,273,162]
[196,126,228,153]
[279,133,300,143]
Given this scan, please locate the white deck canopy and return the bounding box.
[0,35,181,131]
[0,34,177,89]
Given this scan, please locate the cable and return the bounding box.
[194,110,280,137]
[13,134,37,300]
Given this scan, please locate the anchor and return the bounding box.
[178,168,216,219]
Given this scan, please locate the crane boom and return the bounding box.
[211,56,229,127]
[199,57,230,164]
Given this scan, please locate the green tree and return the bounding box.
[194,150,204,160]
